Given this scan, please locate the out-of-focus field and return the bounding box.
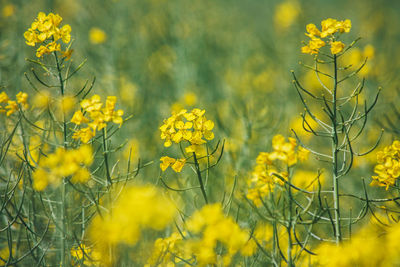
[1,0,400,266]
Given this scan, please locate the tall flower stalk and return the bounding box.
[293,18,381,244]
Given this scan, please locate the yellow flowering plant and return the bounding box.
[24,12,72,58]
[288,17,383,255]
[4,2,400,266]
[370,140,400,190]
[146,203,255,266]
[159,108,223,204]
[301,18,351,55]
[10,12,141,267]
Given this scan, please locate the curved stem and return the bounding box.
[193,152,208,204]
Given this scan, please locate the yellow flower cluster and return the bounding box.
[89,185,176,264]
[247,134,309,206]
[312,223,400,266]
[160,156,186,173]
[0,92,29,116]
[24,12,72,58]
[159,108,215,172]
[371,140,400,190]
[32,145,93,191]
[146,232,188,266]
[301,18,351,55]
[160,108,215,153]
[71,95,124,143]
[185,203,255,266]
[70,244,100,266]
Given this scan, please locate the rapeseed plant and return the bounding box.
[2,1,400,266]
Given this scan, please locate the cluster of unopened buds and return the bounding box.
[301,18,351,55]
[71,95,124,143]
[247,135,309,206]
[0,91,29,116]
[371,140,400,190]
[24,12,72,59]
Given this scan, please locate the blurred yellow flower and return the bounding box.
[2,4,15,17]
[89,27,107,44]
[32,145,93,191]
[274,1,300,30]
[89,185,176,264]
[185,203,254,266]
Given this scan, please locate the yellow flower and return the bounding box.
[71,110,88,125]
[320,18,339,37]
[160,108,215,150]
[171,158,186,172]
[5,100,18,116]
[71,95,125,142]
[89,185,176,265]
[2,4,15,18]
[89,27,107,44]
[330,41,345,54]
[160,156,176,171]
[16,92,29,109]
[24,12,72,58]
[305,23,321,37]
[274,1,300,30]
[0,92,9,103]
[301,18,351,55]
[59,24,72,43]
[160,156,186,172]
[301,37,325,55]
[72,127,95,144]
[371,140,400,190]
[185,203,252,266]
[32,146,93,191]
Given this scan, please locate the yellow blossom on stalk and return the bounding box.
[159,108,215,173]
[71,244,101,266]
[246,134,309,206]
[370,140,400,190]
[72,127,95,144]
[185,203,254,266]
[330,41,345,54]
[146,232,190,266]
[305,23,321,38]
[16,92,29,108]
[24,12,72,58]
[160,156,186,173]
[160,108,214,152]
[32,145,93,191]
[301,18,351,55]
[70,95,124,143]
[0,92,29,116]
[89,185,176,265]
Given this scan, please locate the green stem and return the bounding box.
[102,127,112,186]
[287,167,294,266]
[54,52,67,149]
[193,152,208,204]
[332,54,341,244]
[54,51,68,266]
